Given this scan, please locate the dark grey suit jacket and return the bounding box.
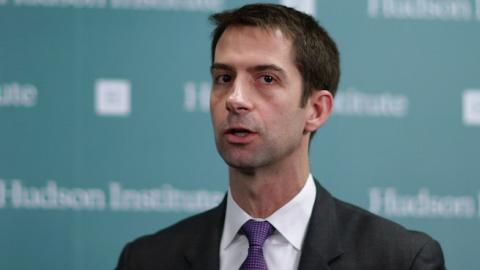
[116,181,445,270]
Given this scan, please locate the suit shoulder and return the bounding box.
[333,196,440,256]
[329,196,445,268]
[116,205,224,269]
[131,206,222,249]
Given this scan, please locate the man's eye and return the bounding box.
[215,74,232,84]
[261,75,275,84]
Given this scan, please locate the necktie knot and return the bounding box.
[239,220,274,270]
[240,220,275,247]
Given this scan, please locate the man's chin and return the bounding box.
[227,163,256,174]
[222,156,260,174]
[224,157,251,168]
[217,146,269,173]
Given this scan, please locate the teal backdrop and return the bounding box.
[1,0,479,269]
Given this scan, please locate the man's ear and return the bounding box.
[304,90,334,132]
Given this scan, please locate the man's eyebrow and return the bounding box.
[249,64,287,79]
[210,63,234,73]
[250,64,285,74]
[211,63,286,76]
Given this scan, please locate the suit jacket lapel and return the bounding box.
[298,180,344,270]
[184,196,226,270]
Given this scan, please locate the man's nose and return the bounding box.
[225,79,253,113]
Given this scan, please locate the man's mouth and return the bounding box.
[225,128,255,137]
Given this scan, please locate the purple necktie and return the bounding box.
[239,220,275,270]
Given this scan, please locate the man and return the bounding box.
[116,3,445,270]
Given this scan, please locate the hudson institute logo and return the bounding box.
[368,0,479,21]
[183,82,410,119]
[95,79,131,116]
[463,89,480,126]
[369,187,478,218]
[0,82,38,108]
[0,178,224,212]
[333,87,409,118]
[6,0,224,11]
[184,81,210,112]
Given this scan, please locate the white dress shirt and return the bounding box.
[220,174,316,270]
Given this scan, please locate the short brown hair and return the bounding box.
[209,3,340,106]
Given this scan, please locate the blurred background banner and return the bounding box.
[1,0,479,269]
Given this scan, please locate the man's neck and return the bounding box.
[228,157,310,218]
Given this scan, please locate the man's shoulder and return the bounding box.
[331,195,444,268]
[333,196,431,242]
[116,204,225,270]
[314,181,438,248]
[131,204,223,249]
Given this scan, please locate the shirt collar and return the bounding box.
[220,174,316,251]
[220,186,252,251]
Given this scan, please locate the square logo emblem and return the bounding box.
[95,79,131,116]
[463,89,480,126]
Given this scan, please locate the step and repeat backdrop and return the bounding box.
[1,0,479,269]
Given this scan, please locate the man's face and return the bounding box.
[210,26,309,171]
